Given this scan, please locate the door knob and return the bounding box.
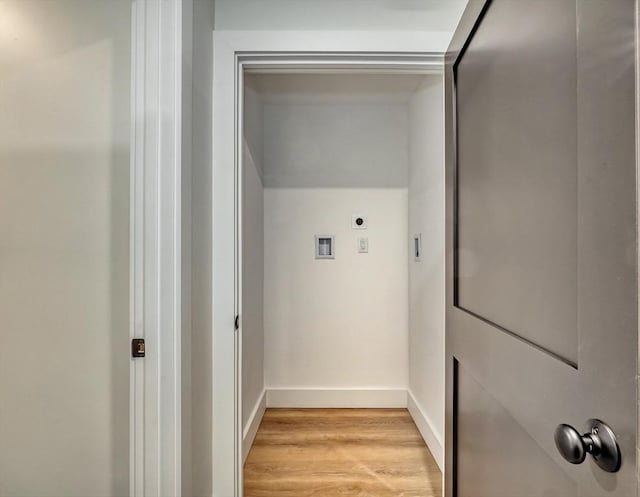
[554,419,621,472]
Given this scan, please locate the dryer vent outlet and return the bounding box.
[352,215,367,230]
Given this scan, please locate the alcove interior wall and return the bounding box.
[241,72,445,468]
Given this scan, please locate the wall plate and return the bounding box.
[352,215,367,230]
[358,237,369,253]
[315,235,335,259]
[413,234,422,261]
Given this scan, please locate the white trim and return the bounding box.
[242,391,267,463]
[407,390,444,472]
[130,4,144,495]
[636,0,640,489]
[235,66,245,495]
[131,1,183,495]
[266,388,408,409]
[239,53,443,74]
[212,34,241,497]
[217,30,453,55]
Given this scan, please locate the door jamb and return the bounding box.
[130,1,184,495]
[226,50,444,496]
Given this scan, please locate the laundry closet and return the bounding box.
[240,71,446,476]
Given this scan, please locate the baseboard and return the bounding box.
[242,390,266,463]
[266,388,407,408]
[407,390,444,471]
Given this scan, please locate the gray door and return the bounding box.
[445,1,638,496]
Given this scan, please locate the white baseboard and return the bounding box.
[266,388,407,408]
[242,390,266,463]
[407,390,443,471]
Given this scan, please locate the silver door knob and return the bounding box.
[554,419,621,472]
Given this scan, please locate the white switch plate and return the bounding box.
[358,237,369,253]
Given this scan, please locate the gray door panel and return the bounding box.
[457,364,577,497]
[445,1,638,496]
[456,0,578,365]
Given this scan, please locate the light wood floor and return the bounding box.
[244,408,442,497]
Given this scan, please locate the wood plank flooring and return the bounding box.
[244,408,442,497]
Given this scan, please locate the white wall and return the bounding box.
[407,76,446,469]
[214,0,467,34]
[0,2,130,495]
[263,102,409,188]
[258,77,412,404]
[188,1,215,495]
[264,188,409,399]
[181,2,193,495]
[243,82,264,179]
[251,73,418,188]
[241,85,265,438]
[181,0,214,497]
[241,140,265,458]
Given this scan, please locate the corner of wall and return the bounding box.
[407,74,446,475]
[407,390,444,471]
[189,0,215,495]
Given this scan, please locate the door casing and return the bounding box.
[130,1,185,495]
[212,30,449,496]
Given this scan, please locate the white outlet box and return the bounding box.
[315,235,335,259]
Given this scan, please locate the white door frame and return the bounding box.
[212,30,447,496]
[131,1,184,495]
